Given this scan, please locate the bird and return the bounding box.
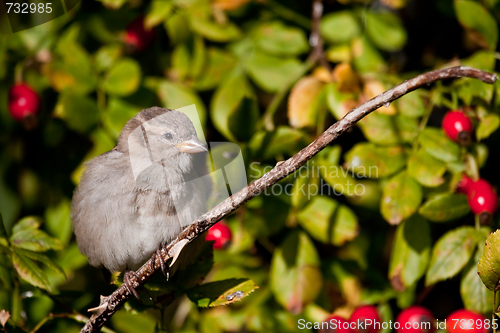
[71,107,208,297]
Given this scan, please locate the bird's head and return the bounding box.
[118,107,207,175]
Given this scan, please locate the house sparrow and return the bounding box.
[71,107,208,297]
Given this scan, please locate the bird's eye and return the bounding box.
[164,133,173,140]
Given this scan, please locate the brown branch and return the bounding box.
[309,0,332,72]
[80,66,497,333]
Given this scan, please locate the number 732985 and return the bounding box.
[6,2,52,14]
[451,318,498,330]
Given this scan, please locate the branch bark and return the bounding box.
[80,66,497,333]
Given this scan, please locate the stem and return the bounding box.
[412,98,434,152]
[475,214,481,230]
[466,153,480,181]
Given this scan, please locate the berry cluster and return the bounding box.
[441,110,498,223]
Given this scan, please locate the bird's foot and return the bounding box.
[124,270,140,299]
[150,247,170,280]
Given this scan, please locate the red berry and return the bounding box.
[446,309,487,333]
[456,174,474,195]
[395,306,435,333]
[8,83,40,122]
[442,111,472,145]
[468,179,498,215]
[125,16,156,52]
[350,305,381,333]
[206,222,232,249]
[320,315,353,333]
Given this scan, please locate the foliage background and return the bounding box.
[0,0,500,332]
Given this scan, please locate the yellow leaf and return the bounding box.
[288,76,325,128]
[312,67,333,83]
[363,80,396,115]
[333,62,360,93]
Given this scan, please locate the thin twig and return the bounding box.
[259,0,330,131]
[80,66,497,333]
[309,0,331,72]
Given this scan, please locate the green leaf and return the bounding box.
[351,36,387,73]
[164,12,191,45]
[407,150,447,187]
[171,43,191,82]
[358,112,400,146]
[145,0,173,28]
[344,143,406,178]
[191,36,206,80]
[345,180,382,210]
[254,21,309,56]
[476,114,500,141]
[249,127,309,159]
[111,311,157,333]
[418,128,461,163]
[297,196,358,246]
[211,69,256,142]
[54,93,100,133]
[454,0,498,50]
[11,216,41,234]
[190,18,241,42]
[94,44,123,72]
[395,90,426,118]
[395,115,419,143]
[426,226,477,286]
[389,215,431,291]
[326,82,357,121]
[10,222,63,252]
[104,58,141,96]
[16,249,66,279]
[11,250,51,291]
[187,278,258,307]
[270,231,322,314]
[174,242,214,290]
[157,80,207,129]
[317,146,359,194]
[194,47,237,91]
[365,11,407,51]
[48,25,97,95]
[291,172,319,210]
[103,98,141,139]
[381,172,423,225]
[462,51,496,71]
[244,51,303,92]
[320,11,361,44]
[461,244,493,314]
[419,193,470,222]
[44,199,73,244]
[478,229,500,291]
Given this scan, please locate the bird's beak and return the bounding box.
[176,137,208,154]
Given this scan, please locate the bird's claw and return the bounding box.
[150,246,170,280]
[124,271,140,299]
